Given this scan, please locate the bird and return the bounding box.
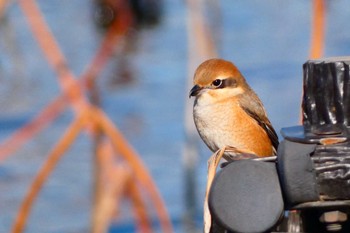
[189,58,278,160]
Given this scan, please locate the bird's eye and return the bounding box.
[212,79,222,87]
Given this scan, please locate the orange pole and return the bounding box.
[0,95,67,161]
[11,113,87,233]
[10,2,172,233]
[128,179,153,233]
[19,0,87,112]
[92,108,174,233]
[310,0,325,59]
[93,140,132,233]
[19,0,133,108]
[0,0,132,163]
[83,2,133,86]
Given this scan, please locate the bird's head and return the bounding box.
[189,59,249,102]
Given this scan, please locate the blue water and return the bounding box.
[1,0,350,232]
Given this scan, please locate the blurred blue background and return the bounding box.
[0,0,350,232]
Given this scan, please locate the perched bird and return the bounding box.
[189,58,278,159]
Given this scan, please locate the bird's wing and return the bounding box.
[238,92,279,153]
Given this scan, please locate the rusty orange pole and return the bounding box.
[11,1,173,233]
[0,0,131,163]
[19,0,88,112]
[11,113,86,233]
[128,180,153,233]
[93,108,174,233]
[0,95,67,161]
[310,0,326,59]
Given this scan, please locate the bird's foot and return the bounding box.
[221,145,258,160]
[215,145,258,168]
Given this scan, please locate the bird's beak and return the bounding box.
[189,85,202,98]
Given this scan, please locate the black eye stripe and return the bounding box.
[213,78,237,88]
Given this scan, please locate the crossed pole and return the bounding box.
[0,1,173,233]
